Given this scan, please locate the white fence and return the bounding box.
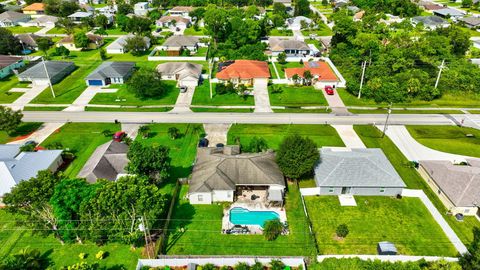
[299,187,321,196]
[317,255,459,263]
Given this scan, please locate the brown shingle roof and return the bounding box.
[0,55,22,69]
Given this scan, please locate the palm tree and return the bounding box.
[138,125,150,139]
[168,127,180,140]
[303,70,313,86]
[5,248,48,270]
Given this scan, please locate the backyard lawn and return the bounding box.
[0,75,28,103]
[89,81,180,106]
[268,85,327,107]
[184,27,206,35]
[273,62,304,79]
[406,125,480,158]
[0,210,141,269]
[227,124,344,150]
[354,125,480,245]
[165,183,316,256]
[40,123,120,178]
[269,29,293,36]
[0,122,42,144]
[6,26,41,34]
[304,196,457,256]
[301,22,332,36]
[191,81,255,106]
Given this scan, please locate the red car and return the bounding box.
[324,86,334,95]
[113,131,126,142]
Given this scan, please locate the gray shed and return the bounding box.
[377,241,397,255]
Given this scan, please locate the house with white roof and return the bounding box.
[68,11,93,23]
[156,62,203,87]
[134,2,150,16]
[0,11,30,27]
[24,15,58,27]
[106,34,151,54]
[286,16,313,30]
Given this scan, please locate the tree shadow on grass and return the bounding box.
[10,122,43,137]
[164,202,196,253]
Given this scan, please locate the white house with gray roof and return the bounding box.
[0,144,63,196]
[85,61,135,86]
[286,16,313,30]
[314,148,406,196]
[188,146,285,205]
[0,11,30,27]
[156,62,202,87]
[158,35,200,55]
[106,34,151,54]
[411,15,450,30]
[18,61,75,85]
[268,38,311,56]
[433,8,466,19]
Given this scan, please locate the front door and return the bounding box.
[341,187,352,194]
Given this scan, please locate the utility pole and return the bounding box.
[358,60,367,99]
[434,59,445,89]
[41,57,55,98]
[382,103,392,138]
[140,216,151,259]
[208,59,213,99]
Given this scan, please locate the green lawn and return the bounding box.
[0,75,26,103]
[305,196,457,256]
[89,81,180,106]
[349,109,464,114]
[269,85,328,107]
[0,210,141,269]
[22,106,67,111]
[227,124,344,150]
[46,27,67,34]
[269,29,293,36]
[192,81,255,106]
[354,125,480,245]
[268,62,279,79]
[85,106,172,112]
[191,107,254,112]
[40,123,120,178]
[273,108,330,113]
[274,62,304,79]
[184,27,206,36]
[6,26,41,34]
[301,23,332,36]
[0,122,42,144]
[165,183,316,256]
[406,125,480,158]
[105,27,128,35]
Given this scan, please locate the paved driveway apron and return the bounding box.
[253,79,272,113]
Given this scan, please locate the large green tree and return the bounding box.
[276,134,319,180]
[294,0,311,16]
[0,106,23,135]
[0,28,22,55]
[459,228,480,270]
[127,68,166,98]
[124,35,148,56]
[73,32,90,49]
[126,141,171,181]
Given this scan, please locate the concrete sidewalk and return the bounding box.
[9,85,48,110]
[332,125,365,148]
[64,86,117,111]
[8,122,64,145]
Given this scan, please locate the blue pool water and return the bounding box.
[229,207,280,227]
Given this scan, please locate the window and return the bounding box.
[380,187,385,193]
[329,187,334,193]
[198,195,203,202]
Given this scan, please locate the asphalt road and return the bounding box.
[21,111,477,126]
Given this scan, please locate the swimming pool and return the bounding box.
[229,207,280,227]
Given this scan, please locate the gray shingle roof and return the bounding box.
[156,62,202,80]
[459,17,480,27]
[106,34,150,50]
[0,11,29,22]
[269,38,310,51]
[86,61,135,80]
[162,35,199,47]
[314,148,406,188]
[78,140,129,183]
[434,8,465,17]
[28,15,58,24]
[18,61,74,80]
[189,147,285,193]
[412,15,448,26]
[16,34,46,48]
[420,160,480,207]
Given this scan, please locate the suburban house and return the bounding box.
[273,0,292,7]
[0,55,24,79]
[216,60,270,86]
[156,16,191,30]
[79,4,95,13]
[286,16,313,30]
[418,160,480,216]
[18,60,75,85]
[353,10,365,22]
[0,11,30,27]
[78,140,129,183]
[188,146,286,205]
[17,34,50,51]
[106,34,151,54]
[379,14,404,25]
[158,35,200,56]
[284,61,338,86]
[24,15,58,27]
[67,11,93,23]
[156,62,202,87]
[433,8,465,19]
[458,17,480,29]
[269,38,311,57]
[57,34,104,51]
[0,144,63,196]
[134,2,150,16]
[168,6,194,17]
[22,3,45,18]
[411,16,450,30]
[417,1,444,11]
[313,148,406,196]
[85,61,135,86]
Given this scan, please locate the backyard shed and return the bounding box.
[377,241,398,255]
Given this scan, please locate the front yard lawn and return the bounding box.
[6,26,41,34]
[406,125,480,158]
[165,183,316,256]
[227,124,344,150]
[184,26,206,35]
[0,122,42,144]
[0,75,25,103]
[269,85,327,107]
[274,62,304,79]
[354,125,480,245]
[89,81,179,106]
[304,196,457,256]
[105,27,128,35]
[269,29,293,36]
[301,23,332,36]
[192,81,255,106]
[40,123,120,178]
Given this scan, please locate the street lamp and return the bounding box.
[381,103,392,138]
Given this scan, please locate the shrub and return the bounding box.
[202,264,216,270]
[336,224,349,238]
[168,127,180,140]
[20,143,36,152]
[242,136,268,153]
[78,252,87,259]
[263,219,283,241]
[235,262,250,270]
[270,260,285,270]
[102,129,113,137]
[95,250,105,260]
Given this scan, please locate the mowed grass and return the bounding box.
[89,81,180,106]
[0,75,25,103]
[40,123,119,178]
[192,81,255,106]
[0,210,141,269]
[406,125,480,158]
[273,62,304,79]
[0,122,42,144]
[354,125,480,245]
[269,85,328,107]
[6,26,41,34]
[165,183,316,256]
[227,124,344,150]
[305,196,457,256]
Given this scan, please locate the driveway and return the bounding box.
[377,125,476,162]
[8,122,64,145]
[121,123,141,139]
[318,86,350,115]
[64,86,117,111]
[9,84,48,110]
[171,86,194,113]
[332,125,365,148]
[253,79,272,113]
[203,124,231,146]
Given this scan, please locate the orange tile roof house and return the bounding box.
[22,3,45,17]
[216,60,270,85]
[285,61,338,86]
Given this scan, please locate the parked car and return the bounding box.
[113,131,126,142]
[324,85,334,95]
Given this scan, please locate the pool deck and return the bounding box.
[221,202,288,235]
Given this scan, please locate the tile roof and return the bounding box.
[22,2,45,11]
[285,61,338,81]
[28,15,58,24]
[0,55,22,69]
[314,147,406,188]
[16,33,47,47]
[86,61,135,80]
[216,60,270,80]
